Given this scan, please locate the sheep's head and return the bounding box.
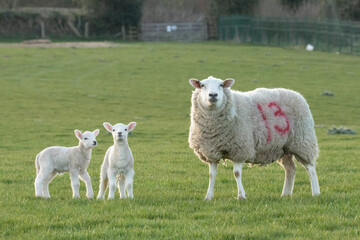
[189,76,234,110]
[103,122,136,142]
[74,129,99,149]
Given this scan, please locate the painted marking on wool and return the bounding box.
[257,104,272,143]
[268,102,290,135]
[257,102,290,143]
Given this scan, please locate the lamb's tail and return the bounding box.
[35,154,40,175]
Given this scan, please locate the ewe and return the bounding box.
[189,76,320,200]
[35,129,99,199]
[97,122,137,200]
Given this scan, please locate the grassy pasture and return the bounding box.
[0,42,359,239]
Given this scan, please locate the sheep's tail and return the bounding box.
[35,154,40,175]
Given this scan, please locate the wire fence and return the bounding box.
[141,22,207,41]
[218,15,360,55]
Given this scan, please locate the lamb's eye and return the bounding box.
[84,138,88,140]
[200,84,205,88]
[112,129,115,132]
[125,129,127,131]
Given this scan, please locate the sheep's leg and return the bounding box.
[107,171,117,200]
[97,164,108,200]
[278,154,296,196]
[42,172,57,198]
[233,162,246,200]
[70,170,80,199]
[117,175,127,199]
[35,169,53,198]
[125,169,135,199]
[97,177,108,200]
[302,163,320,196]
[205,162,218,200]
[35,172,46,197]
[79,171,94,199]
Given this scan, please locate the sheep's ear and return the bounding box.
[103,122,113,133]
[74,129,83,140]
[127,122,137,131]
[223,78,235,88]
[189,78,201,89]
[93,129,100,137]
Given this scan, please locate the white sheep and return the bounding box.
[34,129,99,199]
[97,122,137,200]
[189,76,320,200]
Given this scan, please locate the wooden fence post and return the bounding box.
[84,22,89,38]
[40,21,46,39]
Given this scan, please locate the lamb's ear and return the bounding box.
[127,122,137,131]
[189,78,201,89]
[93,129,100,137]
[223,78,235,88]
[103,122,113,133]
[74,129,83,140]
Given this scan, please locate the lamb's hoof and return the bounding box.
[204,195,213,201]
[312,193,321,197]
[96,196,104,200]
[237,196,246,200]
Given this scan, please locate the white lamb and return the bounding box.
[35,129,99,199]
[189,76,320,200]
[97,122,137,200]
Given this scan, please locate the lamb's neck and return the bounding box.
[77,142,92,160]
[114,141,130,153]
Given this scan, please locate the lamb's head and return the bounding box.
[103,122,137,142]
[74,129,99,149]
[189,76,235,110]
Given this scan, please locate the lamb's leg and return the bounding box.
[70,170,80,199]
[233,162,246,200]
[35,169,53,198]
[302,163,320,196]
[205,162,218,200]
[117,175,127,199]
[97,164,108,200]
[278,154,296,196]
[42,172,57,198]
[35,172,46,198]
[125,169,135,199]
[107,171,117,200]
[79,171,94,199]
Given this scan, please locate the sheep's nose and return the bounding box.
[118,132,122,136]
[93,141,97,145]
[209,93,218,98]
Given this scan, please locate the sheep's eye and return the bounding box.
[200,84,205,88]
[112,129,115,132]
[220,83,224,87]
[84,138,88,140]
[125,129,127,131]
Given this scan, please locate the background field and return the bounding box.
[0,42,359,239]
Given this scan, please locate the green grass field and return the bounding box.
[0,42,359,239]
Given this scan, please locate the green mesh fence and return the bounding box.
[218,15,360,55]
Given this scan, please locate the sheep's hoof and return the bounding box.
[237,196,246,200]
